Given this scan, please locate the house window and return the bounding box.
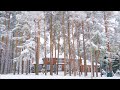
[58,65,62,71]
[47,65,50,70]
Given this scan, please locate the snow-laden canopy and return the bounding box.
[21,48,29,55]
[69,11,87,21]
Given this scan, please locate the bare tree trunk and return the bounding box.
[14,32,19,73]
[50,14,53,75]
[92,49,95,77]
[72,20,76,76]
[77,25,81,76]
[104,12,112,72]
[62,12,66,76]
[90,49,93,78]
[1,36,5,74]
[95,50,98,77]
[76,22,79,76]
[55,34,56,74]
[1,16,7,74]
[82,21,87,76]
[11,34,14,74]
[0,48,2,73]
[44,17,47,75]
[26,59,29,75]
[4,12,9,74]
[13,62,16,75]
[35,19,40,75]
[57,23,60,75]
[77,22,82,76]
[95,35,100,77]
[53,25,56,74]
[28,60,30,74]
[68,16,71,76]
[17,61,20,74]
[7,13,11,74]
[92,15,95,77]
[88,20,93,78]
[95,50,100,77]
[0,49,1,73]
[19,32,23,74]
[13,31,18,75]
[21,60,24,74]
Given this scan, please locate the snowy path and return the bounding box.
[0,72,120,79]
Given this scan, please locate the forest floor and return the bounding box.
[1,72,120,79]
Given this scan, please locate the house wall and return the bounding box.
[81,65,100,72]
[35,58,100,72]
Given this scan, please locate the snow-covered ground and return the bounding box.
[0,72,120,79]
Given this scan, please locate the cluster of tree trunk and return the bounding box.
[0,11,114,77]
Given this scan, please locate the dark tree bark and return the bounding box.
[50,13,53,75]
[82,21,87,76]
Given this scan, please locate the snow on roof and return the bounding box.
[45,52,100,65]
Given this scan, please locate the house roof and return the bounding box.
[32,50,100,65]
[42,57,100,66]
